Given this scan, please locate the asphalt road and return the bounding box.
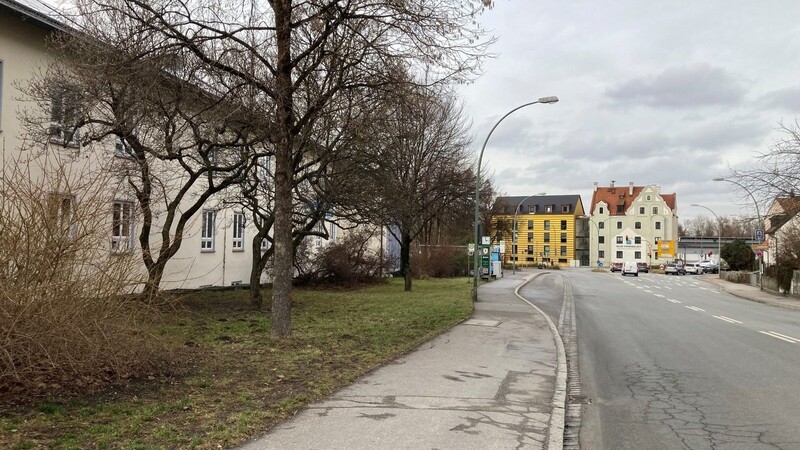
[537,269,800,450]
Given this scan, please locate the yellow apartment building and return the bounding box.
[492,195,588,267]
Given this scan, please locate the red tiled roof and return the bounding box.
[589,186,676,215]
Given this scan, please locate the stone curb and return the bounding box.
[513,273,567,450]
[701,277,800,311]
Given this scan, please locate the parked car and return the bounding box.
[610,262,623,272]
[698,260,719,274]
[622,261,639,277]
[685,263,704,275]
[665,263,686,275]
[636,262,650,273]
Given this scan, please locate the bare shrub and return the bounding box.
[297,229,387,286]
[412,246,469,278]
[0,155,164,394]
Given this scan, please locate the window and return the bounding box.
[616,205,624,213]
[114,136,131,157]
[616,236,623,244]
[232,212,245,251]
[50,86,81,147]
[562,204,570,213]
[634,237,641,244]
[544,232,550,243]
[512,244,518,255]
[598,222,605,229]
[560,233,567,243]
[258,155,272,184]
[646,195,651,201]
[545,204,553,213]
[329,222,337,242]
[201,210,216,251]
[528,205,537,214]
[527,220,533,230]
[261,237,271,251]
[111,201,135,252]
[544,220,551,230]
[655,251,659,259]
[599,206,604,214]
[560,220,567,230]
[639,207,645,214]
[527,232,533,241]
[599,236,605,244]
[655,236,661,243]
[635,222,641,229]
[47,193,75,237]
[526,245,533,254]
[560,246,567,256]
[652,207,659,214]
[617,221,622,229]
[616,251,623,258]
[635,251,642,259]
[543,245,550,256]
[655,221,662,230]
[598,250,605,258]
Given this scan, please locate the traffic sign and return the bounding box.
[755,229,764,242]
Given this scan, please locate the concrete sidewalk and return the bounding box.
[239,272,566,450]
[700,274,800,311]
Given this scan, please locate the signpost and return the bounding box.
[755,229,764,243]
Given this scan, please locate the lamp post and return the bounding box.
[512,192,546,274]
[473,97,559,302]
[691,203,721,273]
[713,177,763,289]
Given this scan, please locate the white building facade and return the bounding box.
[588,182,679,268]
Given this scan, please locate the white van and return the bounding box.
[622,261,639,277]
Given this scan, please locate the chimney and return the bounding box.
[610,180,615,187]
[593,182,598,192]
[628,181,634,196]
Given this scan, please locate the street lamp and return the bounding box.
[473,97,559,302]
[512,192,546,274]
[691,203,721,273]
[713,177,763,289]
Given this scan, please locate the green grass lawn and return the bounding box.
[1,277,472,449]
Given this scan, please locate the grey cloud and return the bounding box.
[605,64,746,109]
[759,86,800,112]
[672,119,768,150]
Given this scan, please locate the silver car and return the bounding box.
[685,263,704,275]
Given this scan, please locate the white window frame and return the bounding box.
[201,210,216,252]
[47,192,76,238]
[616,236,623,244]
[232,212,245,252]
[49,86,81,147]
[111,200,135,253]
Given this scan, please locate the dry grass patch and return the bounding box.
[1,277,472,449]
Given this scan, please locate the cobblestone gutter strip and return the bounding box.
[558,277,583,450]
[514,273,567,450]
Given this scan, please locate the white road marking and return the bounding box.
[667,299,681,303]
[759,331,800,344]
[713,315,743,324]
[686,306,706,312]
[654,294,665,298]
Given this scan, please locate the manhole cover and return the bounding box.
[463,319,501,327]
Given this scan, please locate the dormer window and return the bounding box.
[562,204,570,213]
[545,204,553,213]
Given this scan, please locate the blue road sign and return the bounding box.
[755,229,764,242]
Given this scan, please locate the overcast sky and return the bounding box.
[458,0,800,224]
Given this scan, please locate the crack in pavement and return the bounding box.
[448,411,548,446]
[625,363,788,449]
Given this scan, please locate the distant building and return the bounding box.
[492,195,588,267]
[588,182,678,267]
[765,195,800,267]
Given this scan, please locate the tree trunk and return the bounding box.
[142,260,165,300]
[249,237,265,309]
[270,0,294,338]
[401,231,412,291]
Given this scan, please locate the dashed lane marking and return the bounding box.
[667,299,682,303]
[654,294,665,298]
[759,331,800,344]
[713,315,743,324]
[686,306,706,312]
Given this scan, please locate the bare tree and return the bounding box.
[730,121,800,206]
[351,83,477,291]
[19,27,259,299]
[68,0,492,336]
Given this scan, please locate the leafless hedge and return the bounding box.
[0,155,163,393]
